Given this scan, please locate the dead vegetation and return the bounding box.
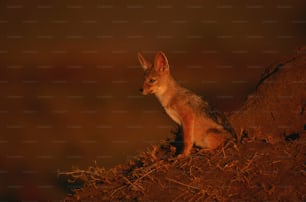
[60,136,305,201]
[60,47,306,201]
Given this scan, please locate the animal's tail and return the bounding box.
[203,105,238,141]
[223,122,237,141]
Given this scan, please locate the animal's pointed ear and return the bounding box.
[137,52,152,70]
[154,51,169,73]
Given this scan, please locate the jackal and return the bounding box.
[138,51,236,158]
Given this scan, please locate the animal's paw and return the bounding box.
[177,152,190,159]
[177,154,186,159]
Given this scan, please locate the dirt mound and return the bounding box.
[60,47,306,201]
[230,46,306,144]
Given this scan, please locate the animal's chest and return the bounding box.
[164,107,181,125]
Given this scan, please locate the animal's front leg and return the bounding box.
[178,116,194,158]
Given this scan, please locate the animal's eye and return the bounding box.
[149,78,156,83]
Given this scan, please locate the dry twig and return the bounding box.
[166,177,201,191]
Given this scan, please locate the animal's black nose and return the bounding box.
[139,88,143,93]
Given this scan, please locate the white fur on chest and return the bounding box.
[164,107,181,125]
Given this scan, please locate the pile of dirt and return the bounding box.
[230,46,306,144]
[60,47,306,201]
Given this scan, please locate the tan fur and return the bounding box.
[138,51,235,157]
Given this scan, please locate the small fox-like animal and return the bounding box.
[138,51,236,158]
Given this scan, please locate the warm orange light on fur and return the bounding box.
[138,51,236,157]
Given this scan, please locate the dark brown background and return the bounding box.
[0,0,305,200]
